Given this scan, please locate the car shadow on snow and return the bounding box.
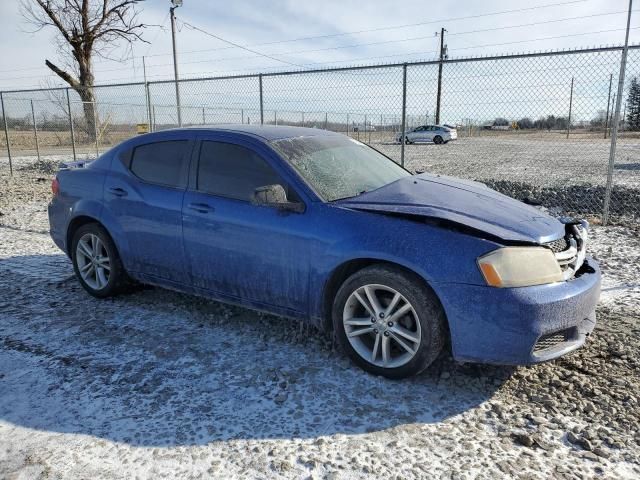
[0,254,513,447]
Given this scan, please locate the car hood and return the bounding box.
[335,173,565,243]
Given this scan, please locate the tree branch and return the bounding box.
[33,0,74,44]
[45,59,79,89]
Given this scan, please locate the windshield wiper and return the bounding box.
[331,190,368,202]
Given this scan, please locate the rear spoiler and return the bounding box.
[60,159,91,170]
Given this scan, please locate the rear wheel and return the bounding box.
[404,136,412,145]
[71,223,128,298]
[433,135,444,145]
[333,265,446,379]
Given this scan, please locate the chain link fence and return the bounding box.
[1,45,639,223]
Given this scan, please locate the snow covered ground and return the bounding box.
[1,167,639,479]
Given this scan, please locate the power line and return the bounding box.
[448,10,640,38]
[179,21,307,69]
[109,0,593,60]
[0,0,609,81]
[0,1,633,85]
[1,27,637,87]
[48,8,634,79]
[448,27,640,55]
[143,11,171,57]
[134,9,639,69]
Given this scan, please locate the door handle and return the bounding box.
[187,202,214,214]
[108,187,128,197]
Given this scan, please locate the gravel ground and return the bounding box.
[377,136,640,188]
[1,159,639,479]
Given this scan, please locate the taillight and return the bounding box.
[51,177,60,196]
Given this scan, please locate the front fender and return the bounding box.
[308,207,501,321]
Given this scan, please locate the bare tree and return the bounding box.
[22,0,147,140]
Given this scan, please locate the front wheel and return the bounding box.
[433,135,444,144]
[332,265,446,379]
[404,136,412,145]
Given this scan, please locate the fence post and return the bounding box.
[0,92,12,176]
[301,111,304,127]
[400,63,408,167]
[66,88,77,162]
[241,108,244,124]
[325,112,328,130]
[603,0,633,225]
[604,73,613,139]
[30,99,41,163]
[202,107,206,125]
[259,74,264,125]
[93,101,99,157]
[365,114,369,143]
[608,94,616,132]
[346,113,349,136]
[566,77,574,139]
[145,83,153,132]
[274,111,277,125]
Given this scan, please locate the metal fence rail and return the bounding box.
[1,45,639,224]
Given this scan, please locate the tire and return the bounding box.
[332,265,446,379]
[404,136,412,145]
[433,135,443,145]
[71,222,129,298]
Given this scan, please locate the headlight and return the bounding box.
[477,247,562,288]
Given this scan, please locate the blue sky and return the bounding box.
[0,0,638,125]
[0,0,638,89]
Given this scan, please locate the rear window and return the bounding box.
[130,140,188,187]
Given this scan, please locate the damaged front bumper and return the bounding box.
[434,256,601,365]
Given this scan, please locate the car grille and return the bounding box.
[533,330,571,352]
[544,237,569,253]
[542,220,588,280]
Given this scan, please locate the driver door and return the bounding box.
[181,135,312,314]
[408,126,423,142]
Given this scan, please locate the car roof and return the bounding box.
[158,124,341,141]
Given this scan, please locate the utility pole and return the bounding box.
[435,28,447,125]
[170,0,183,127]
[603,0,633,225]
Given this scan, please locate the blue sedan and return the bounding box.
[48,125,601,378]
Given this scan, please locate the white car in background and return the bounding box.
[397,125,457,144]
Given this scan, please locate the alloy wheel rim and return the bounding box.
[76,233,111,290]
[343,284,421,368]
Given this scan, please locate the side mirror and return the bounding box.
[251,184,305,213]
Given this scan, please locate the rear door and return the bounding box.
[409,126,424,142]
[182,134,313,313]
[105,133,193,284]
[424,126,436,142]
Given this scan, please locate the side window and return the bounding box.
[130,140,188,187]
[197,141,294,202]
